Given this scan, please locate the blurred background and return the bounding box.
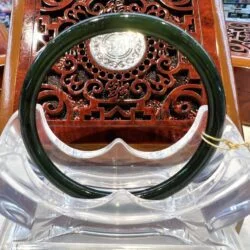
[0,0,11,28]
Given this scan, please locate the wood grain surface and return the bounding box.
[234,67,250,125]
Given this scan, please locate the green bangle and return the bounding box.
[19,13,226,200]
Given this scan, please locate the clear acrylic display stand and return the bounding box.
[0,105,249,249]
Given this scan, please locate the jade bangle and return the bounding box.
[19,13,226,200]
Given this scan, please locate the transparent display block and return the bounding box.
[0,105,248,249]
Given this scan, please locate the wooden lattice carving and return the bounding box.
[227,22,250,58]
[24,0,213,145]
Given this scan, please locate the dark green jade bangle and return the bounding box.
[19,13,226,200]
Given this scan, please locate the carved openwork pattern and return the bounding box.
[36,0,207,143]
[227,22,250,58]
[37,0,199,51]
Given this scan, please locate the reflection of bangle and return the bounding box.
[19,13,226,200]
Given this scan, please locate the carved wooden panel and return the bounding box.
[37,0,201,50]
[13,0,224,145]
[227,22,250,58]
[39,36,206,143]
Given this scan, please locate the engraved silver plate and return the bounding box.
[89,31,146,71]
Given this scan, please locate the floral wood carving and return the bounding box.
[227,22,250,58]
[36,0,207,144]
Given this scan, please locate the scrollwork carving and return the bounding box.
[36,0,208,143]
[84,79,104,100]
[158,0,192,11]
[41,0,74,12]
[227,22,250,58]
[37,0,197,48]
[40,34,206,124]
[38,84,73,120]
[162,84,205,119]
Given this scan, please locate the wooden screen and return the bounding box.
[0,0,241,147]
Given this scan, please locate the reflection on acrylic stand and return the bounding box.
[0,105,248,249]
